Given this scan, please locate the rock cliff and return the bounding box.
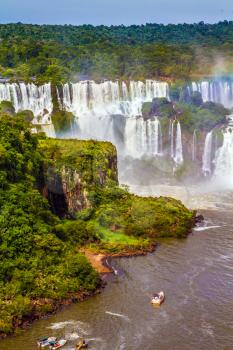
[39,139,118,217]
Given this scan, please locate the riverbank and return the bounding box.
[0,243,158,339]
[0,284,105,340]
[1,208,232,350]
[81,243,157,274]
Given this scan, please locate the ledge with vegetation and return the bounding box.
[0,113,195,337]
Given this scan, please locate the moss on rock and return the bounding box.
[0,101,15,115]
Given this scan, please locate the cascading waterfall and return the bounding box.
[0,82,53,121]
[190,80,233,109]
[174,121,183,165]
[202,131,213,176]
[213,129,233,182]
[5,79,233,178]
[125,116,162,157]
[192,129,197,161]
[59,80,169,117]
[213,115,233,185]
[147,117,162,156]
[59,80,168,156]
[170,120,175,158]
[169,120,183,165]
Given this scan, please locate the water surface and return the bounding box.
[1,190,233,350]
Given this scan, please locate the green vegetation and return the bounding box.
[0,115,100,335]
[142,97,229,133]
[0,114,195,335]
[0,22,233,82]
[1,20,229,336]
[177,101,228,132]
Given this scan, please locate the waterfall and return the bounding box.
[148,117,162,156]
[213,128,233,184]
[170,120,175,158]
[174,122,183,165]
[213,115,233,185]
[191,80,233,108]
[59,80,169,117]
[170,120,183,164]
[124,116,162,157]
[0,82,53,121]
[192,129,197,161]
[202,131,213,176]
[59,80,168,157]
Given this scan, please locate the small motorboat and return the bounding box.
[151,291,165,306]
[50,339,67,350]
[76,339,88,349]
[37,337,57,347]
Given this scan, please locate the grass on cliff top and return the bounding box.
[39,138,117,164]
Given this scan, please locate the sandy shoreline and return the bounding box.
[82,243,157,274]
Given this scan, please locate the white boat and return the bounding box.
[151,291,165,305]
[50,339,67,350]
[37,337,57,347]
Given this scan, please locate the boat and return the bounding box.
[37,337,57,347]
[50,339,67,350]
[151,291,165,305]
[76,339,88,349]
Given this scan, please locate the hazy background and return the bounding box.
[1,0,233,25]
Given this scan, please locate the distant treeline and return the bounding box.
[0,22,233,82]
[1,22,233,45]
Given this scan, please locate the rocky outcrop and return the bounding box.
[40,139,118,218]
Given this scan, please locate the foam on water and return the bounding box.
[48,320,78,329]
[193,225,221,231]
[105,311,130,321]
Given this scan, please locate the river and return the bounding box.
[1,186,233,350]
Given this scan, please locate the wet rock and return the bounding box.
[195,214,204,223]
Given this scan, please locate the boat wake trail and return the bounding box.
[105,311,130,321]
[193,225,221,231]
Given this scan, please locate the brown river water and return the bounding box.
[1,185,233,350]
